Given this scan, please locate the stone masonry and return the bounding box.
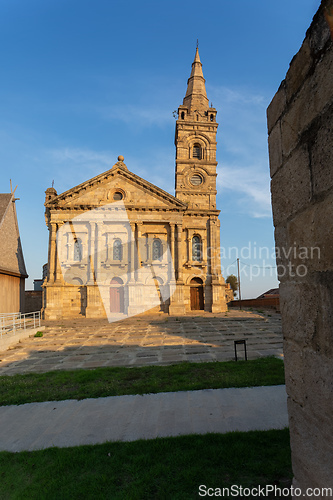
[42,48,227,320]
[268,0,333,493]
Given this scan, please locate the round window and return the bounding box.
[190,174,203,186]
[113,191,123,201]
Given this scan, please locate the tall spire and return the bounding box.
[183,47,209,111]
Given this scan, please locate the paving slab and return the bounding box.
[0,385,288,452]
[0,310,283,375]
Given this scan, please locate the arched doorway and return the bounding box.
[110,277,124,313]
[190,277,204,310]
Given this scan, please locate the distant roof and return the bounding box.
[256,288,279,299]
[0,193,28,278]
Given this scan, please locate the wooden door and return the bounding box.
[110,287,123,313]
[190,286,204,310]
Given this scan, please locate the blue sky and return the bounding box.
[0,0,320,297]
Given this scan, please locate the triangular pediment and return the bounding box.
[45,160,186,211]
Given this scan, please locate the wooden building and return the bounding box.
[0,192,28,313]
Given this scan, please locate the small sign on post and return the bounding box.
[234,339,247,361]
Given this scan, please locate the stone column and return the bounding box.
[176,224,183,281]
[88,222,96,285]
[129,223,136,282]
[127,222,143,316]
[95,222,103,284]
[201,233,206,266]
[55,222,64,284]
[186,229,192,263]
[170,223,175,280]
[136,222,143,284]
[209,218,226,313]
[145,233,150,262]
[48,222,57,283]
[136,222,143,266]
[44,221,64,320]
[169,224,185,315]
[209,217,222,278]
[86,222,104,319]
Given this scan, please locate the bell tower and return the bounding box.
[175,47,218,210]
[172,46,227,314]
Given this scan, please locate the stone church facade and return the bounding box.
[43,48,228,320]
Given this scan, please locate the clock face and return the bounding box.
[190,174,203,186]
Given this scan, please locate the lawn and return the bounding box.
[0,357,284,406]
[0,429,292,499]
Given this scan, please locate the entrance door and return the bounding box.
[190,286,204,310]
[110,277,124,313]
[190,278,204,310]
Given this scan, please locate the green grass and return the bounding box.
[0,357,284,406]
[0,429,292,499]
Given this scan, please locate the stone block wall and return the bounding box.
[25,291,42,313]
[267,0,333,492]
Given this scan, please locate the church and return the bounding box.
[42,48,228,320]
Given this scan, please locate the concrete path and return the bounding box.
[0,310,283,375]
[0,385,288,452]
[0,326,45,351]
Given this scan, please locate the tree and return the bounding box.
[226,274,239,297]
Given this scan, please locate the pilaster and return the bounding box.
[48,222,57,283]
[86,284,105,318]
[55,222,64,284]
[88,222,96,285]
[176,224,183,282]
[129,222,135,283]
[169,282,186,315]
[169,223,175,281]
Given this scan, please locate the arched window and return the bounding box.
[192,143,202,159]
[192,235,202,261]
[152,238,163,261]
[113,239,123,261]
[181,111,185,120]
[74,238,83,262]
[210,114,214,122]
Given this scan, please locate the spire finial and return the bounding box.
[183,42,209,111]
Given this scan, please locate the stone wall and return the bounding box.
[267,0,333,493]
[229,298,279,310]
[25,291,42,313]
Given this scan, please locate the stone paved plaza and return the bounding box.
[0,310,283,375]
